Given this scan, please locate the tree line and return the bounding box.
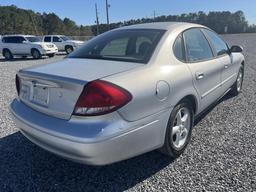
[0,5,93,36]
[0,5,256,36]
[92,11,256,35]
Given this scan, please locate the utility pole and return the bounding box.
[29,12,39,35]
[95,3,100,35]
[153,10,156,21]
[105,0,110,30]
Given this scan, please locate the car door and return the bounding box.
[183,28,223,111]
[14,36,30,55]
[202,29,237,94]
[53,36,64,51]
[6,36,18,54]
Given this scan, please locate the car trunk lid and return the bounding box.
[18,58,141,120]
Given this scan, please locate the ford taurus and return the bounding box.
[10,22,244,165]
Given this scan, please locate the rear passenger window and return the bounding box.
[44,36,51,42]
[183,28,213,62]
[203,29,229,56]
[173,35,185,62]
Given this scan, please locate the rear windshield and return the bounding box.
[68,29,166,64]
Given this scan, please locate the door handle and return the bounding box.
[196,73,204,80]
[224,65,229,69]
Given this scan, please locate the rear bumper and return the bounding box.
[10,99,170,165]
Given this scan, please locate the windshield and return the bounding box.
[26,36,41,42]
[68,29,166,64]
[60,36,71,41]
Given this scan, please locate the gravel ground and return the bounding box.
[0,35,256,192]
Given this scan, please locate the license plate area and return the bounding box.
[32,86,49,106]
[20,81,49,107]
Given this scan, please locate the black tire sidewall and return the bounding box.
[65,46,73,54]
[164,100,194,157]
[32,49,41,59]
[3,49,13,60]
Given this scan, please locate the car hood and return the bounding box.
[21,58,142,82]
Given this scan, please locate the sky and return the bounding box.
[0,0,256,26]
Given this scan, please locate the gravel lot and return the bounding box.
[0,34,256,192]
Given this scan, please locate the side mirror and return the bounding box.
[22,40,28,44]
[230,45,243,53]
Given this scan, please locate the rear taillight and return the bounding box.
[73,80,132,116]
[15,74,20,95]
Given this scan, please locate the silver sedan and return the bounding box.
[10,22,244,165]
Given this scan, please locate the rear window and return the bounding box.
[44,36,51,42]
[2,36,25,43]
[2,37,14,43]
[68,29,166,64]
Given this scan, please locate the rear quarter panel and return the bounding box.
[103,29,200,122]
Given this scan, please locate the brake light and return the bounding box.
[73,80,132,116]
[15,74,20,95]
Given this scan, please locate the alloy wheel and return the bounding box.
[237,69,243,92]
[171,107,191,150]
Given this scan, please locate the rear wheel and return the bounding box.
[160,100,194,158]
[31,49,42,59]
[65,46,73,54]
[3,49,13,60]
[230,66,244,96]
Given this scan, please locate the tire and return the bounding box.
[31,49,42,59]
[47,53,55,58]
[3,49,13,60]
[160,100,194,158]
[230,66,244,96]
[22,56,27,59]
[65,46,73,54]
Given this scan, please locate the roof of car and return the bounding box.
[44,35,65,36]
[2,34,37,37]
[117,22,206,31]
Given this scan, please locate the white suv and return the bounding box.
[0,35,58,60]
[43,35,84,54]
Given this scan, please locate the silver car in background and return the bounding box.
[10,22,244,165]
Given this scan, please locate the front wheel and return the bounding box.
[65,46,73,54]
[31,49,42,59]
[230,66,244,96]
[160,100,194,158]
